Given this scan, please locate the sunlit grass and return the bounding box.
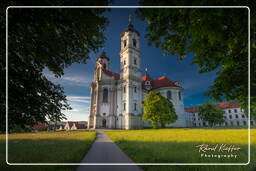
[0,130,96,171]
[106,128,256,171]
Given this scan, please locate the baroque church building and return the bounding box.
[88,23,187,129]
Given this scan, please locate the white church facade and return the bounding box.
[88,23,187,129]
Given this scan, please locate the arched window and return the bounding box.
[123,40,127,48]
[103,88,108,103]
[134,58,137,65]
[133,39,137,47]
[167,91,172,99]
[134,86,137,93]
[178,91,182,100]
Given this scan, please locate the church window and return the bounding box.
[133,39,137,47]
[178,91,181,100]
[134,103,137,111]
[123,86,126,93]
[145,80,150,85]
[167,91,172,99]
[123,40,127,48]
[134,58,137,65]
[103,88,108,103]
[134,86,137,93]
[123,103,126,111]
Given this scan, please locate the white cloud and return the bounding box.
[67,96,91,104]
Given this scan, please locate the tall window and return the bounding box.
[178,91,181,100]
[123,40,127,47]
[134,86,137,93]
[103,63,106,69]
[133,39,136,47]
[123,86,126,93]
[234,109,237,113]
[134,58,137,65]
[123,60,126,66]
[134,103,137,111]
[167,91,172,99]
[123,103,126,111]
[103,88,108,103]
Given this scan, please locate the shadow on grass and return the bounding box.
[112,140,255,171]
[0,138,95,171]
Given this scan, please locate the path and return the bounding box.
[76,129,142,171]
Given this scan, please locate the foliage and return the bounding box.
[0,1,109,132]
[106,128,255,170]
[137,0,255,119]
[0,131,96,170]
[198,101,225,126]
[142,91,177,128]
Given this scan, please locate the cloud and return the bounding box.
[44,73,93,87]
[67,96,91,104]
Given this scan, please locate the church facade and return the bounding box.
[88,23,187,129]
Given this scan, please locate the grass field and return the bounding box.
[0,130,96,171]
[106,128,256,171]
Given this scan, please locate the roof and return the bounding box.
[31,122,47,130]
[103,69,120,80]
[121,23,140,37]
[67,121,79,127]
[185,101,240,113]
[141,74,181,90]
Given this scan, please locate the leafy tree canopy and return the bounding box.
[1,0,109,132]
[198,101,225,126]
[137,0,255,119]
[142,91,178,128]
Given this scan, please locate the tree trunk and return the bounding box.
[152,122,158,129]
[161,123,166,128]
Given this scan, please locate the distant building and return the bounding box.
[185,102,255,127]
[64,121,87,130]
[31,122,47,132]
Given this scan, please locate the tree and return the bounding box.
[137,0,255,119]
[198,101,225,127]
[0,1,109,132]
[142,91,177,128]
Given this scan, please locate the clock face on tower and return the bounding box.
[144,80,152,90]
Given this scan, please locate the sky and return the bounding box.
[43,6,219,122]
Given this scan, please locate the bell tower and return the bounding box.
[120,17,143,129]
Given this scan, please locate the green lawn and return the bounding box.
[106,128,256,171]
[0,130,96,171]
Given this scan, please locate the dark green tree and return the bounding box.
[198,101,225,126]
[142,91,177,128]
[137,0,255,119]
[0,1,109,132]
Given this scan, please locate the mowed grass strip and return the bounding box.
[106,128,256,171]
[0,130,96,171]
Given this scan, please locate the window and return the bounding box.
[145,81,151,85]
[224,116,227,119]
[134,86,137,93]
[251,121,254,125]
[242,114,245,118]
[123,86,126,93]
[229,115,232,119]
[103,113,106,116]
[134,58,137,65]
[225,122,228,126]
[228,110,231,113]
[134,103,137,111]
[167,91,172,99]
[234,109,237,113]
[123,40,127,47]
[178,91,182,100]
[103,88,108,103]
[103,63,106,70]
[230,121,233,126]
[123,103,126,111]
[133,39,136,47]
[235,114,239,119]
[243,121,247,126]
[124,60,126,65]
[237,121,240,126]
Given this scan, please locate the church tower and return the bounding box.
[120,19,143,129]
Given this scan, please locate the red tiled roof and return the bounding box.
[141,74,181,90]
[185,102,240,113]
[31,122,47,130]
[103,69,120,80]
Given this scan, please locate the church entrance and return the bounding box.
[102,119,106,128]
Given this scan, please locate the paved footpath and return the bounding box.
[76,129,142,171]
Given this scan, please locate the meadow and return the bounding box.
[0,130,96,171]
[106,128,256,171]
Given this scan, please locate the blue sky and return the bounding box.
[44,7,218,121]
